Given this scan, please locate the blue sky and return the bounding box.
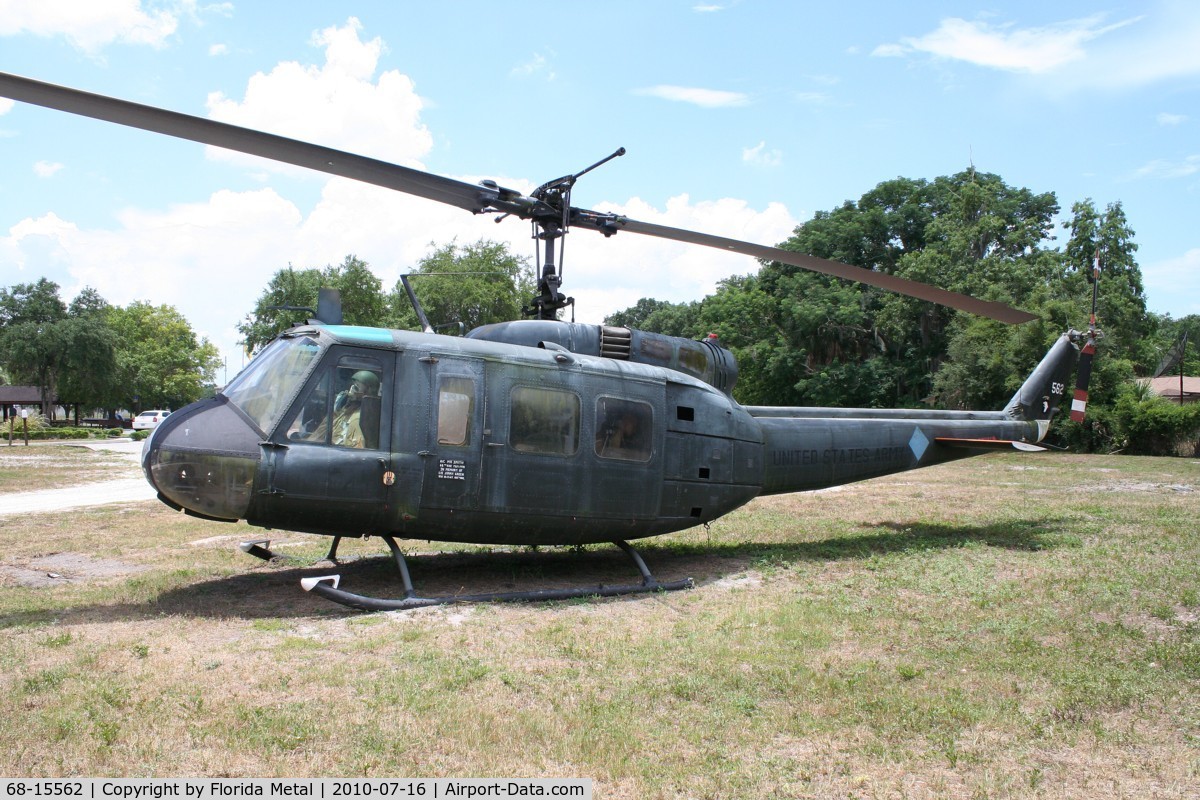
[1,1,1198,378]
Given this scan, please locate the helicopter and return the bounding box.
[0,72,1099,611]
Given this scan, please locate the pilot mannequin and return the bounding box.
[307,370,379,448]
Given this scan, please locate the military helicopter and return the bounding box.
[0,72,1099,611]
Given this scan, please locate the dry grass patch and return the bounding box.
[0,445,136,492]
[0,452,1197,797]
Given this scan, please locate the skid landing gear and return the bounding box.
[239,536,344,564]
[244,535,693,612]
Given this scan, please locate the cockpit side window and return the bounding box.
[284,353,385,450]
[223,336,321,434]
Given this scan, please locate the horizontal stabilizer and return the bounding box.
[935,437,1046,452]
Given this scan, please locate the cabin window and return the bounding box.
[595,397,653,462]
[509,386,579,456]
[283,354,385,450]
[437,376,474,446]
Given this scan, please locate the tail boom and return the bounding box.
[753,414,1046,496]
[746,331,1080,496]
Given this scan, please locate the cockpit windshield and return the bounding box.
[223,335,322,433]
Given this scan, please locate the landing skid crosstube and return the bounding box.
[238,536,694,611]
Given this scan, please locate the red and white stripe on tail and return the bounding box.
[1071,250,1102,422]
[1070,339,1096,421]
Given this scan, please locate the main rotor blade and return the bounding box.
[611,218,1038,324]
[0,71,495,214]
[0,71,1039,324]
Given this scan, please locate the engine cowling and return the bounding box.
[466,320,739,395]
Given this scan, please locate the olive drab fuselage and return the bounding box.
[143,321,1077,547]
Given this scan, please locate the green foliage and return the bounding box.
[105,302,220,412]
[0,277,67,326]
[236,265,325,353]
[239,245,532,353]
[0,280,215,417]
[1112,390,1200,456]
[1145,313,1200,380]
[392,240,534,332]
[604,298,679,330]
[0,280,117,417]
[237,255,388,354]
[17,427,92,440]
[609,168,1159,454]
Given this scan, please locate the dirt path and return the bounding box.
[0,439,156,515]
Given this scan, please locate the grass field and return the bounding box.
[0,450,1197,798]
[0,445,134,492]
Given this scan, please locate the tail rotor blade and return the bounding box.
[1070,251,1103,422]
[1069,339,1096,422]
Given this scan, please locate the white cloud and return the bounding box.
[0,0,180,53]
[1129,156,1200,180]
[1157,112,1187,126]
[878,14,1137,73]
[3,182,798,370]
[742,141,782,167]
[0,18,798,369]
[875,5,1200,91]
[568,195,797,319]
[871,43,906,59]
[204,18,432,170]
[209,42,228,56]
[0,98,13,115]
[693,4,724,12]
[33,161,64,178]
[633,85,749,108]
[511,52,555,81]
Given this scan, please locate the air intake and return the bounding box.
[600,326,632,360]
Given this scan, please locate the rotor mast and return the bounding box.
[524,148,626,319]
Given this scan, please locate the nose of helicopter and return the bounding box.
[142,397,262,521]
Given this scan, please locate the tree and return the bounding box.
[106,302,220,412]
[604,298,678,330]
[696,169,1062,407]
[0,280,117,417]
[0,278,67,327]
[57,291,117,414]
[238,255,390,354]
[391,240,534,333]
[606,168,1158,448]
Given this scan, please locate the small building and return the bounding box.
[0,385,77,422]
[1142,376,1200,405]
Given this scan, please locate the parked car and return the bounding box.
[132,410,171,430]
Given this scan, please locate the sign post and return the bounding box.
[20,407,29,446]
